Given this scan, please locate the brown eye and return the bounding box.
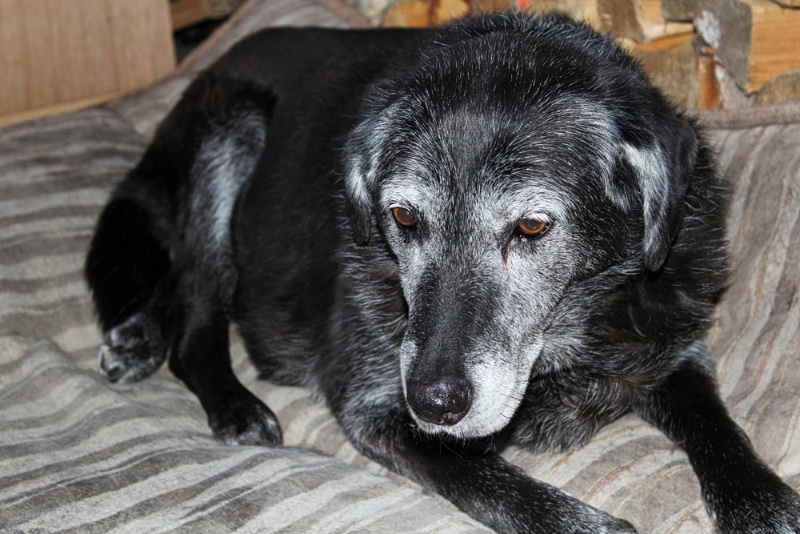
[392,207,416,228]
[517,218,549,238]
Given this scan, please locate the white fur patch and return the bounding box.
[190,113,266,255]
[344,154,374,212]
[622,142,670,253]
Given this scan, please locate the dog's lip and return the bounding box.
[399,334,545,438]
[405,376,522,438]
[410,411,511,439]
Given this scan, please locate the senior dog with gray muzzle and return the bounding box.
[85,12,800,533]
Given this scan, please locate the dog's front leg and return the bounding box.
[338,406,636,533]
[169,301,282,446]
[634,348,800,533]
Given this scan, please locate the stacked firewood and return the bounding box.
[351,0,800,109]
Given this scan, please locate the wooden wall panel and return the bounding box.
[0,0,175,126]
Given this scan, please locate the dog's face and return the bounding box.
[344,29,698,438]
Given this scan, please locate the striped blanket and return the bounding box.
[2,1,799,531]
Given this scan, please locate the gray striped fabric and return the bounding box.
[1,1,798,531]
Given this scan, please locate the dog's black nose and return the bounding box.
[407,379,472,426]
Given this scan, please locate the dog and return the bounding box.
[85,12,800,533]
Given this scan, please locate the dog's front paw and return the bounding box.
[511,489,638,533]
[707,467,800,533]
[521,501,637,533]
[571,506,638,534]
[207,391,283,446]
[601,516,638,534]
[99,313,167,383]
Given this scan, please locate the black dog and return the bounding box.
[86,12,800,533]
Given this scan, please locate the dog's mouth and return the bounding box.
[403,339,543,439]
[406,377,525,438]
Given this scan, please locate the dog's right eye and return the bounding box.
[391,207,416,228]
[517,218,549,238]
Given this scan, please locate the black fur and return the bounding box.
[85,13,800,533]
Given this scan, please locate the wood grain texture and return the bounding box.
[630,34,702,108]
[696,0,800,92]
[383,0,431,27]
[0,0,174,126]
[598,0,694,41]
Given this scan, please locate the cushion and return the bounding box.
[1,1,798,531]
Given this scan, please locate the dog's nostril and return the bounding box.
[408,379,472,426]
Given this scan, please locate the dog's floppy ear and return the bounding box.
[343,149,376,245]
[618,115,697,271]
[343,103,397,245]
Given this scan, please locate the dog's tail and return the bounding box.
[85,74,276,332]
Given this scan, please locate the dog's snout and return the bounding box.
[408,379,473,426]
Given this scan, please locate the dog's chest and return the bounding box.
[509,373,635,451]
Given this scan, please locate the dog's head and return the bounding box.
[343,14,698,438]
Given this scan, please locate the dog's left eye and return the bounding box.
[517,218,550,238]
[392,207,416,228]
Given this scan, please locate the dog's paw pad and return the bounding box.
[590,514,638,533]
[209,400,283,446]
[575,506,639,534]
[99,344,127,381]
[98,313,167,384]
[607,518,638,534]
[712,477,800,533]
[99,343,164,384]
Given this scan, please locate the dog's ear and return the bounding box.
[343,103,397,245]
[617,115,697,271]
[343,150,376,245]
